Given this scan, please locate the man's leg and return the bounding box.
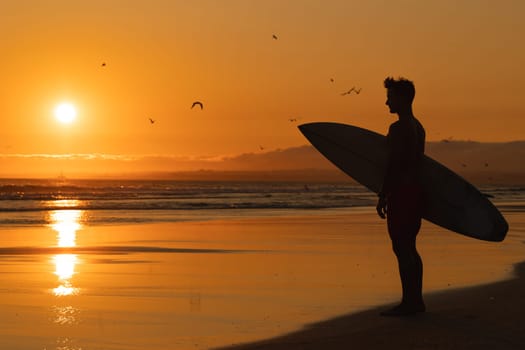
[383,185,425,316]
[392,237,424,308]
[381,236,425,316]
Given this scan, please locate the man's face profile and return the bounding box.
[385,90,409,114]
[386,90,400,114]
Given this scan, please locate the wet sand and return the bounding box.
[0,209,523,349]
[218,261,525,350]
[217,210,525,350]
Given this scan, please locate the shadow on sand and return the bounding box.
[216,261,525,350]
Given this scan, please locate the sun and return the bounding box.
[54,103,77,124]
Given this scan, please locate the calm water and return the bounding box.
[0,179,523,226]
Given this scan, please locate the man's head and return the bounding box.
[384,77,415,114]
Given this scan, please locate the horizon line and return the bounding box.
[2,139,525,159]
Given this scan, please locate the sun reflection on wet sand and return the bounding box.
[53,254,79,296]
[52,305,81,326]
[48,209,83,298]
[50,210,82,248]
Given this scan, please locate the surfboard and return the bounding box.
[298,122,508,242]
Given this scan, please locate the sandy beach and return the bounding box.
[217,213,525,350]
[218,261,525,350]
[216,210,525,350]
[0,209,523,349]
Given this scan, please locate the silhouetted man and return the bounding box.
[376,77,426,316]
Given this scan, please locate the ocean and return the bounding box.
[1,179,523,227]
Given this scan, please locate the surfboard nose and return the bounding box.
[298,122,337,137]
[297,123,315,133]
[298,123,319,139]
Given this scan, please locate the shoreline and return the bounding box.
[217,260,525,350]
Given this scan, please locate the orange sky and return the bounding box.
[1,0,524,175]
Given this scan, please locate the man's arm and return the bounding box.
[379,124,403,198]
[376,195,387,219]
[376,124,404,218]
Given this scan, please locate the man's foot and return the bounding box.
[380,302,425,317]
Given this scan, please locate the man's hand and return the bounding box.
[376,196,387,219]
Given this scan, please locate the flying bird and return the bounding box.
[191,101,203,110]
[341,87,362,96]
[259,145,265,151]
[330,78,334,83]
[288,118,298,122]
[272,34,278,40]
[148,118,155,124]
[340,89,352,96]
[101,62,106,67]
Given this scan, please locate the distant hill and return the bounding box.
[1,141,524,184]
[425,140,525,185]
[157,141,525,184]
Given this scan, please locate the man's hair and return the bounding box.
[384,77,415,104]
